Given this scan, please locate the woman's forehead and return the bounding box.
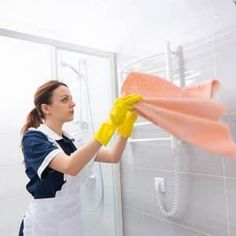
[53,85,71,97]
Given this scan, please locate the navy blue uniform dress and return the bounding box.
[19,126,77,235]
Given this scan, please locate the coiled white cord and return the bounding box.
[156,136,180,217]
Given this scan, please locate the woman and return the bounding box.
[19,80,142,235]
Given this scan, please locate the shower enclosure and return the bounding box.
[0,28,123,236]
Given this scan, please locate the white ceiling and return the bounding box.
[0,0,235,58]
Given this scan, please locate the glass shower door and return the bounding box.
[55,48,120,236]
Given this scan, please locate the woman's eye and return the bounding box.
[61,97,68,102]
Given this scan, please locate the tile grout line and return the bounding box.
[223,112,236,116]
[222,158,231,236]
[123,206,212,236]
[121,165,236,180]
[138,168,146,236]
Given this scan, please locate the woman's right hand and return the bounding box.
[93,94,142,145]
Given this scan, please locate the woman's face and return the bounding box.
[42,85,76,123]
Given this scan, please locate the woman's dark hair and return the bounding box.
[21,80,68,134]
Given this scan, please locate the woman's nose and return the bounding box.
[71,101,76,107]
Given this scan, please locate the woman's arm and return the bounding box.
[95,136,128,163]
[49,135,128,177]
[49,135,128,176]
[49,139,102,176]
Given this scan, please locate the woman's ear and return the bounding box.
[41,104,50,116]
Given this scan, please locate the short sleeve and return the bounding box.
[22,131,63,179]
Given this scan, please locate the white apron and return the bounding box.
[23,161,95,236]
[22,126,96,236]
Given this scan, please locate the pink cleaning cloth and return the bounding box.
[121,72,236,158]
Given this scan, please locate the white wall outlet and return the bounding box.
[154,177,165,193]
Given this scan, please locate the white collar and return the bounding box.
[29,124,72,141]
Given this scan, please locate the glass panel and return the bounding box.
[56,49,117,236]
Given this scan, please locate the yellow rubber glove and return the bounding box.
[117,111,138,138]
[94,94,142,145]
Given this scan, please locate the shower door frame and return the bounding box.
[0,27,123,236]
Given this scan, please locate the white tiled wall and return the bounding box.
[120,0,236,235]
